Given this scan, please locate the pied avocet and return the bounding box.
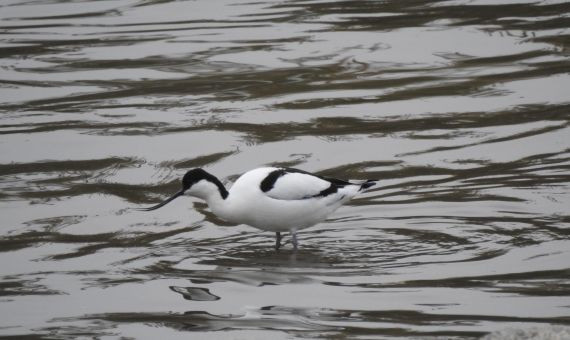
[138,167,376,250]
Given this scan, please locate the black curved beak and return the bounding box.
[135,190,185,211]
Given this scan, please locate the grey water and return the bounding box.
[1,0,570,338]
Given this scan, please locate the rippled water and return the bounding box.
[1,0,570,338]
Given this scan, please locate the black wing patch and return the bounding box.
[259,168,290,193]
[260,168,350,199]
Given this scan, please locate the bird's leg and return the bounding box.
[291,231,298,250]
[275,232,282,251]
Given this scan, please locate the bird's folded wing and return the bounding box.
[262,170,338,201]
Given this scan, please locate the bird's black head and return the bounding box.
[181,168,228,199]
[182,168,212,191]
[136,168,228,212]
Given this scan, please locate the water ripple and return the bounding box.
[1,0,569,338]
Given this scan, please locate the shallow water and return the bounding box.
[1,0,570,338]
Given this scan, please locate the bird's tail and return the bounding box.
[358,179,378,191]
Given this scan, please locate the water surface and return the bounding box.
[1,0,570,338]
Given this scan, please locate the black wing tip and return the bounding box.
[360,180,377,190]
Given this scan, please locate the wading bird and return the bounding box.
[138,167,376,250]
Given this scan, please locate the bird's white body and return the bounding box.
[203,167,362,232]
[141,166,376,249]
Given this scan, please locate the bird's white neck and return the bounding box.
[185,178,235,222]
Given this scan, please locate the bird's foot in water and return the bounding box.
[291,231,298,251]
[274,231,298,251]
[275,232,282,251]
